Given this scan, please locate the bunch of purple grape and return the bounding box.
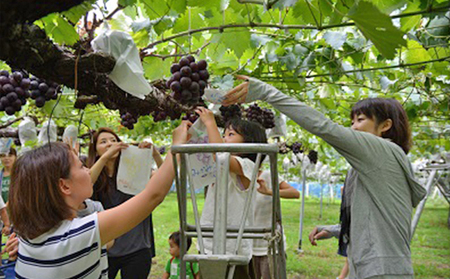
[182,112,199,123]
[152,110,167,122]
[0,70,31,115]
[120,112,138,129]
[291,142,303,154]
[29,76,60,107]
[167,55,209,105]
[219,105,242,123]
[157,146,166,155]
[308,150,318,164]
[244,103,275,129]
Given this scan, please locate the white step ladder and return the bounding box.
[171,143,287,279]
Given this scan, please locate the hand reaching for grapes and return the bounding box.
[138,142,153,149]
[222,75,250,106]
[172,121,192,145]
[102,142,129,160]
[195,107,216,127]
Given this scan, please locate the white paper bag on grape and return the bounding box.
[38,119,57,145]
[92,25,151,99]
[187,119,217,189]
[18,117,37,147]
[268,114,287,138]
[0,138,13,155]
[203,88,227,104]
[117,145,153,196]
[62,125,78,148]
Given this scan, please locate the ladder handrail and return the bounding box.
[172,143,286,279]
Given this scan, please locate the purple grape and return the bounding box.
[5,106,15,115]
[197,60,207,70]
[38,83,48,92]
[12,72,23,82]
[186,55,195,63]
[190,62,198,73]
[180,66,192,77]
[179,58,189,67]
[181,90,192,101]
[173,72,181,81]
[12,99,22,110]
[199,70,209,81]
[198,80,207,90]
[191,73,200,82]
[6,92,17,102]
[3,84,14,93]
[190,82,199,93]
[20,78,31,89]
[0,70,9,77]
[45,87,56,98]
[180,77,192,89]
[170,63,181,74]
[0,97,9,107]
[0,76,8,85]
[15,87,25,97]
[170,81,182,93]
[31,89,40,99]
[30,80,39,89]
[35,96,46,107]
[9,78,18,88]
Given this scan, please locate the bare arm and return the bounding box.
[279,181,300,199]
[0,207,11,235]
[152,146,164,168]
[97,121,191,245]
[162,272,170,279]
[90,142,128,183]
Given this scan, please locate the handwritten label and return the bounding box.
[117,145,153,195]
[187,119,217,189]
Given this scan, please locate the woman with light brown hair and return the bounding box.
[8,121,191,279]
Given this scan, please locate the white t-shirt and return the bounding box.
[16,213,108,279]
[199,156,256,259]
[253,171,286,256]
[77,199,105,218]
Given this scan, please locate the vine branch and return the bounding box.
[142,5,450,50]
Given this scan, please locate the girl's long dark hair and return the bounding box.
[225,118,268,164]
[351,98,412,154]
[87,127,121,198]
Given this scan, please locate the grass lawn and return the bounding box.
[146,193,449,279]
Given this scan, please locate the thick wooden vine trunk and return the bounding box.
[0,0,185,121]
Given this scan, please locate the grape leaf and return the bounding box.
[347,1,406,59]
[323,31,347,50]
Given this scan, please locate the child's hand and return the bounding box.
[1,224,11,235]
[257,178,272,196]
[2,232,18,261]
[195,107,216,127]
[308,227,331,246]
[172,120,192,145]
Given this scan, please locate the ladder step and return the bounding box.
[184,254,249,265]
